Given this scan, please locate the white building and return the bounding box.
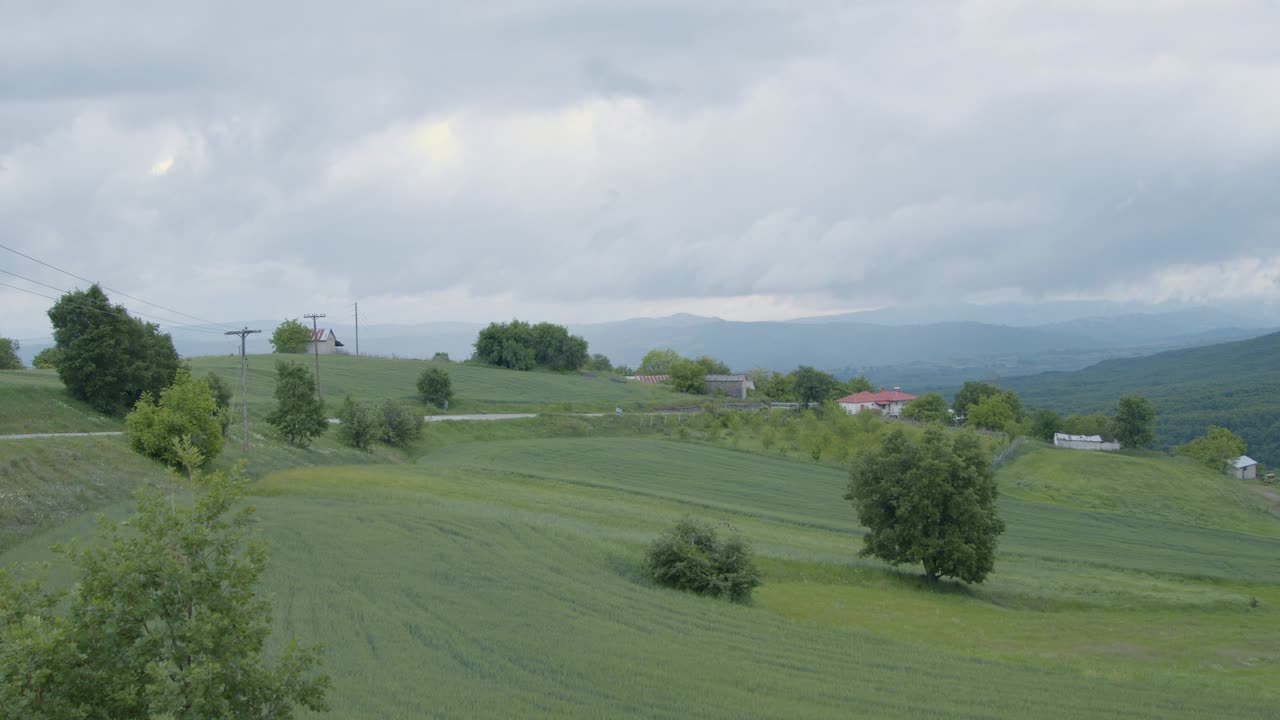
[1229,455,1258,480]
[1052,433,1121,451]
[305,328,345,355]
[838,388,917,417]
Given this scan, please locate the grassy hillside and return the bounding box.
[7,434,1279,718]
[1005,331,1280,464]
[0,370,122,434]
[189,354,697,415]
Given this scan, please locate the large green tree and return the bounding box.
[530,322,589,371]
[0,338,21,369]
[1113,394,1156,448]
[1062,412,1111,438]
[1029,408,1063,442]
[952,381,1002,419]
[0,467,330,717]
[270,319,312,353]
[965,394,1016,433]
[901,392,951,424]
[472,320,537,370]
[694,356,731,375]
[125,369,226,467]
[416,366,453,407]
[637,348,681,375]
[669,358,706,394]
[846,426,1004,583]
[47,285,180,415]
[1176,425,1247,469]
[265,362,328,447]
[791,366,837,408]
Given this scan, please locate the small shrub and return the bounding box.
[645,517,761,603]
[377,400,424,447]
[335,395,378,451]
[125,369,225,467]
[417,366,453,408]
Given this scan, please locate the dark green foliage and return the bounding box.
[637,349,681,375]
[431,352,451,362]
[902,392,951,424]
[1176,425,1248,469]
[375,400,423,447]
[124,369,226,467]
[0,338,21,369]
[846,426,1004,583]
[336,395,378,451]
[1062,412,1112,439]
[645,517,761,602]
[47,285,180,415]
[759,371,795,400]
[584,353,613,372]
[953,381,1002,418]
[1029,408,1063,442]
[792,366,837,408]
[416,366,453,407]
[1005,331,1280,464]
[613,365,635,377]
[0,467,330,717]
[473,319,589,371]
[1114,394,1156,448]
[265,361,328,447]
[694,356,731,375]
[669,358,706,394]
[838,375,874,396]
[965,394,1015,432]
[31,347,61,369]
[270,318,312,353]
[205,371,233,436]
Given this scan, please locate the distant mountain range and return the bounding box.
[1004,330,1280,466]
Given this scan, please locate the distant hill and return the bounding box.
[1005,331,1280,465]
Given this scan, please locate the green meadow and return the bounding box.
[3,362,1280,717]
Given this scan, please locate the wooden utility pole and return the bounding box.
[303,312,326,400]
[224,327,262,453]
[354,302,359,357]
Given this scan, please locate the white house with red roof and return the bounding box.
[306,328,345,355]
[838,387,917,417]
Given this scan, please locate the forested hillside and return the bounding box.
[1006,331,1280,465]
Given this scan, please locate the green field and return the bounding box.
[0,370,121,435]
[4,361,1280,717]
[188,354,697,416]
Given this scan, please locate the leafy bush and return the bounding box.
[31,346,61,369]
[645,518,761,602]
[125,369,225,467]
[206,371,233,435]
[1176,425,1247,469]
[336,395,378,451]
[270,318,312,353]
[265,361,328,447]
[417,366,453,408]
[376,400,423,447]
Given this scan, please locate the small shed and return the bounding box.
[306,328,344,355]
[1052,433,1121,452]
[703,374,755,400]
[1229,455,1258,480]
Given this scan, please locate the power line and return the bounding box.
[0,280,226,335]
[0,242,239,331]
[0,267,67,294]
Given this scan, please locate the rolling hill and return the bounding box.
[1005,331,1280,465]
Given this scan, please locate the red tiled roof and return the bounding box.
[631,374,670,384]
[309,328,330,342]
[837,390,917,404]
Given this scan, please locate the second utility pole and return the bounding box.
[224,327,262,452]
[304,312,326,400]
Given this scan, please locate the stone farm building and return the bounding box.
[838,387,917,417]
[1053,433,1121,451]
[1230,455,1258,480]
[704,374,755,400]
[306,328,345,355]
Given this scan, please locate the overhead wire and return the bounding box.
[0,279,227,336]
[0,242,239,331]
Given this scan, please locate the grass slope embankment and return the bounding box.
[0,370,122,435]
[188,354,698,416]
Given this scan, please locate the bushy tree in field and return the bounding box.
[0,466,330,717]
[531,322,588,371]
[965,394,1016,433]
[846,426,1004,583]
[47,285,180,415]
[1062,412,1111,439]
[473,320,537,370]
[902,392,950,424]
[792,366,837,408]
[335,395,378,451]
[270,318,312,353]
[694,355,731,375]
[953,382,1022,421]
[669,358,706,394]
[1177,425,1247,469]
[1114,394,1156,448]
[637,348,681,375]
[1029,407,1063,442]
[376,400,423,447]
[613,364,635,377]
[125,369,226,467]
[646,518,761,602]
[31,347,61,369]
[431,351,451,362]
[416,366,453,408]
[0,338,21,369]
[265,362,328,447]
[584,353,613,372]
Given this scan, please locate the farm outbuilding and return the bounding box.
[703,374,755,400]
[1052,433,1121,451]
[838,387,917,417]
[1229,455,1258,480]
[306,328,345,355]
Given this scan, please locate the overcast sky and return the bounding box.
[3,0,1279,341]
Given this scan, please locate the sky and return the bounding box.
[3,0,1280,342]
